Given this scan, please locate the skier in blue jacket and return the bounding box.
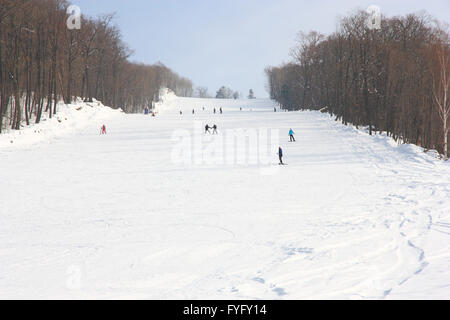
[289,128,296,142]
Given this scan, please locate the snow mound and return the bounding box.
[0,98,123,150]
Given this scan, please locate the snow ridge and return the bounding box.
[0,98,123,150]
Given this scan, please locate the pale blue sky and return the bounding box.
[71,0,449,98]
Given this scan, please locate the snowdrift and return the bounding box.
[0,98,123,150]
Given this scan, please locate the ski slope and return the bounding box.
[0,95,449,299]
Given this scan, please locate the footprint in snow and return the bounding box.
[272,287,287,296]
[252,277,265,284]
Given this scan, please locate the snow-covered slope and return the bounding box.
[154,88,275,114]
[0,95,448,299]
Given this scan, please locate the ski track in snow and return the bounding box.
[0,97,449,299]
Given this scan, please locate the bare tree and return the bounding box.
[0,0,194,130]
[196,86,210,98]
[432,26,450,158]
[266,11,450,158]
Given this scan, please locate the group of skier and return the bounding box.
[201,124,295,165]
[129,104,297,166]
[201,121,295,165]
[180,107,223,115]
[144,107,156,116]
[205,124,218,135]
[278,128,296,165]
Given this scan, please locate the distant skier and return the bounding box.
[192,109,195,114]
[205,124,211,134]
[220,108,223,114]
[274,107,277,112]
[144,107,149,115]
[214,108,216,114]
[278,147,284,165]
[212,124,218,134]
[289,128,296,142]
[101,124,107,135]
[180,110,183,115]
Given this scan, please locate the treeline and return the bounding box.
[266,12,449,158]
[0,0,193,132]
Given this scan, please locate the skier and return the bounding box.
[205,124,211,134]
[180,110,183,115]
[274,107,277,112]
[212,124,218,134]
[289,128,296,142]
[192,109,195,115]
[278,147,284,165]
[144,107,149,115]
[101,124,107,135]
[214,108,216,114]
[220,108,223,114]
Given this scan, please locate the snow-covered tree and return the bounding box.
[216,86,233,99]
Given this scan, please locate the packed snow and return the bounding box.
[0,94,449,299]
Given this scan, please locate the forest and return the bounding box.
[0,0,193,132]
[266,11,449,158]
